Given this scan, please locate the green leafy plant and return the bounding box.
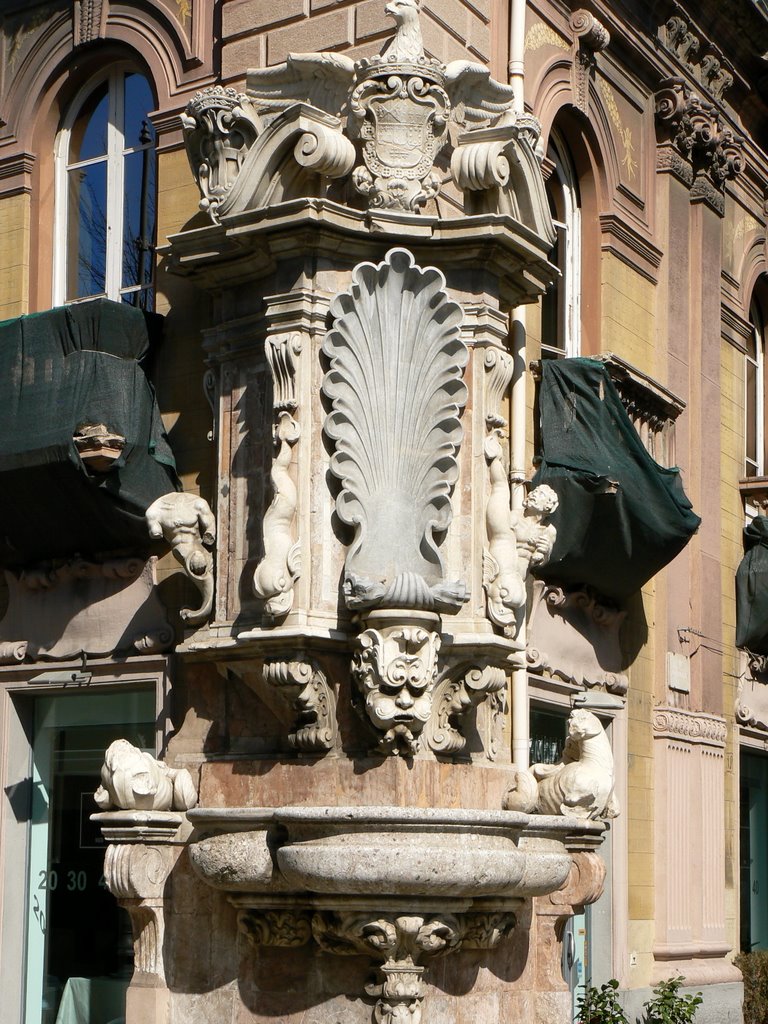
[575,976,703,1024]
[643,976,702,1023]
[735,951,768,1024]
[575,979,629,1024]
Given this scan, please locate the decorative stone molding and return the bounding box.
[655,76,743,212]
[180,86,261,221]
[262,658,337,752]
[182,0,547,220]
[95,810,184,985]
[426,664,507,755]
[504,709,619,819]
[0,640,27,663]
[146,492,216,625]
[527,582,629,694]
[652,705,727,746]
[0,558,171,660]
[323,248,468,614]
[252,332,303,619]
[352,612,442,755]
[94,739,198,812]
[658,6,735,101]
[74,0,107,47]
[238,909,312,948]
[569,10,610,114]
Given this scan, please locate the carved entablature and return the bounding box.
[180,0,553,227]
[658,5,735,102]
[569,9,610,114]
[655,76,744,213]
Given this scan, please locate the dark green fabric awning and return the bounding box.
[532,357,700,601]
[736,516,768,654]
[0,299,180,566]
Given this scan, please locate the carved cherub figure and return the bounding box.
[510,484,559,578]
[146,491,216,624]
[94,739,197,812]
[503,708,619,820]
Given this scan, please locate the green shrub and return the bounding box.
[575,979,629,1023]
[574,976,702,1024]
[736,950,768,1024]
[642,976,702,1024]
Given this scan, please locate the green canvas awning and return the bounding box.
[736,516,768,655]
[0,299,180,566]
[532,357,700,601]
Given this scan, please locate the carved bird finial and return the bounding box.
[382,0,424,61]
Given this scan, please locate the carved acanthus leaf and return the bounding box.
[426,664,506,755]
[238,909,312,947]
[262,658,337,752]
[323,248,468,613]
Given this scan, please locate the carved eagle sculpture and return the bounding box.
[245,0,517,131]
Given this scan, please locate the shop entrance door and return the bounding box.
[24,689,155,1024]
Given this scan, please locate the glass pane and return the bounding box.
[123,73,155,150]
[747,357,758,469]
[25,691,155,1024]
[122,149,156,289]
[68,81,109,163]
[66,162,107,300]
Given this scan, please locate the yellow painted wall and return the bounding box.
[0,192,30,320]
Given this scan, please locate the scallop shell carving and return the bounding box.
[323,248,468,611]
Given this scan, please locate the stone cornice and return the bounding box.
[652,705,727,746]
[599,214,664,284]
[0,152,35,196]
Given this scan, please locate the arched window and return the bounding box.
[54,70,156,309]
[746,285,768,479]
[541,132,581,359]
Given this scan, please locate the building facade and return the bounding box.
[0,1,766,1022]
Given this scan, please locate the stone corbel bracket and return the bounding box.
[93,810,186,984]
[569,9,610,114]
[238,900,519,1023]
[655,76,743,213]
[262,658,338,753]
[425,663,507,757]
[253,332,303,619]
[146,492,216,625]
[450,117,556,245]
[208,102,355,221]
[658,6,736,101]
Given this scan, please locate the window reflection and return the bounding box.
[59,71,156,309]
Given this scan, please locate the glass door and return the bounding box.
[741,751,768,951]
[24,689,155,1024]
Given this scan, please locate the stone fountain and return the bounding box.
[93,4,613,1022]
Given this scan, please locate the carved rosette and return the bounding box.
[426,664,506,755]
[350,55,450,211]
[352,613,442,755]
[253,332,303,618]
[262,658,338,752]
[322,248,468,613]
[181,86,261,220]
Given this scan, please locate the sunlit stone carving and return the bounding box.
[94,739,197,812]
[146,491,216,625]
[503,708,619,819]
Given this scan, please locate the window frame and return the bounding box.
[53,67,156,309]
[746,294,766,480]
[541,132,582,360]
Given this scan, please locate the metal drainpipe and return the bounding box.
[509,0,530,770]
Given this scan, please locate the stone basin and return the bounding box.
[187,805,604,900]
